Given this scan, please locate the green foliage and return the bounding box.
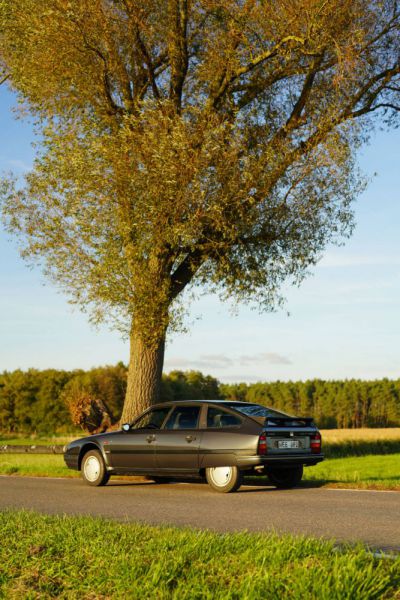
[221,379,400,428]
[0,367,221,433]
[162,370,222,402]
[1,367,400,433]
[0,369,72,434]
[0,510,399,599]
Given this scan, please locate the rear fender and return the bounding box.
[200,453,238,468]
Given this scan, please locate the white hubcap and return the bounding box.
[209,466,233,487]
[84,456,100,482]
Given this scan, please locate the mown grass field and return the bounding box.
[321,428,400,458]
[0,510,399,600]
[321,428,400,442]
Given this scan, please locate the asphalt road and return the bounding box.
[1,476,399,552]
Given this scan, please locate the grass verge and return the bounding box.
[0,510,399,599]
[0,454,79,478]
[1,453,399,491]
[302,454,400,490]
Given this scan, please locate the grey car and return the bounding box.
[64,400,323,493]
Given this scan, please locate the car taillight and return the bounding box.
[310,432,322,454]
[258,432,267,455]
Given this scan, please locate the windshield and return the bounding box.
[225,403,293,419]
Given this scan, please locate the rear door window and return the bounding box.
[163,405,200,430]
[207,406,242,428]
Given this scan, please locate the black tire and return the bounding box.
[205,466,243,493]
[81,449,110,487]
[266,465,303,489]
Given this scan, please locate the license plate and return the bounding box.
[278,440,300,449]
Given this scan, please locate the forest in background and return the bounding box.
[0,365,399,434]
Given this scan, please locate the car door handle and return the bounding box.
[146,435,156,443]
[185,435,196,443]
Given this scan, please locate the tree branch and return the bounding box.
[285,54,325,130]
[210,35,307,109]
[71,18,125,116]
[169,247,205,299]
[168,0,189,112]
[134,29,161,100]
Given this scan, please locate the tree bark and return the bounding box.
[121,326,166,423]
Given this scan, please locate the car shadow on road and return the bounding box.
[106,477,328,491]
[238,479,327,492]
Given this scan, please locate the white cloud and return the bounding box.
[239,352,292,366]
[165,351,292,371]
[165,354,234,370]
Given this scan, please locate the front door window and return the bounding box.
[132,407,171,430]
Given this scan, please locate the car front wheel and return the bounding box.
[81,449,110,487]
[266,465,303,489]
[205,466,242,493]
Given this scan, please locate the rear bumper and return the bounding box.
[237,453,324,469]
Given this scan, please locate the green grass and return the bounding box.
[0,510,398,599]
[1,453,399,491]
[303,454,400,490]
[0,454,78,477]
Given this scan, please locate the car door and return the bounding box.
[109,406,172,471]
[155,404,202,471]
[199,405,245,468]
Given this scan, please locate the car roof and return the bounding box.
[151,399,253,408]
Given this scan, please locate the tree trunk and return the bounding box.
[121,327,166,424]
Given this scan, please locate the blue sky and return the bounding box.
[1,85,399,382]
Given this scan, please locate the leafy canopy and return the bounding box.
[1,0,399,341]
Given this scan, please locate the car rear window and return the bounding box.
[225,403,293,419]
[207,407,242,428]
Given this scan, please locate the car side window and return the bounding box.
[132,407,171,430]
[163,406,200,430]
[207,407,242,428]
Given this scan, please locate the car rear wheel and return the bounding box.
[267,465,303,489]
[81,449,110,487]
[205,466,242,493]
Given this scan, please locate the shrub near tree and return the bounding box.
[1,1,399,422]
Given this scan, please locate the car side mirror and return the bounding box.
[122,423,130,432]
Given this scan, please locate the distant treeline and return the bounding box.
[0,365,399,433]
[221,380,400,429]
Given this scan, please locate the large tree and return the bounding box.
[1,0,399,421]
